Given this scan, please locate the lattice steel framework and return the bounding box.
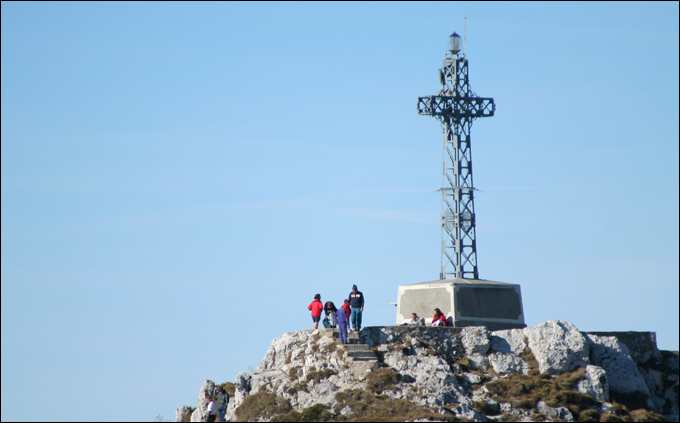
[417,42,495,280]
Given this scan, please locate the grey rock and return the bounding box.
[175,406,192,422]
[490,329,527,355]
[179,321,679,422]
[536,400,574,421]
[586,334,650,396]
[461,326,490,356]
[339,405,352,417]
[225,372,252,422]
[523,320,589,374]
[468,353,489,370]
[489,352,529,374]
[576,365,609,401]
[190,380,218,422]
[586,331,661,365]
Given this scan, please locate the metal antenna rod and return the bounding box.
[464,14,467,58]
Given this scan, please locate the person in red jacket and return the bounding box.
[341,299,351,320]
[308,294,324,330]
[432,308,448,326]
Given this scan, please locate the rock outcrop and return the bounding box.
[177,320,679,422]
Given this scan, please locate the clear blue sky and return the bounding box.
[2,2,678,421]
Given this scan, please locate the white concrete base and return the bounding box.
[396,278,526,331]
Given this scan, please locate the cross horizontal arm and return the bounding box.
[417,96,495,118]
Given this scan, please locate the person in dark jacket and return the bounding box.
[347,284,365,332]
[217,387,229,422]
[308,294,323,330]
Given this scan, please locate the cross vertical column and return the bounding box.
[418,35,494,280]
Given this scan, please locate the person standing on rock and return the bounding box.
[217,387,229,422]
[308,293,324,330]
[335,299,349,343]
[341,299,351,320]
[205,396,217,422]
[347,284,365,332]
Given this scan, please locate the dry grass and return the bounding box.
[215,382,235,397]
[234,391,292,422]
[288,366,301,380]
[270,403,334,422]
[332,388,458,422]
[456,356,473,372]
[519,341,539,376]
[306,368,337,384]
[365,368,399,394]
[485,366,593,416]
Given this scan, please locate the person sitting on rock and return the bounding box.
[432,308,448,326]
[409,312,425,326]
[324,301,338,328]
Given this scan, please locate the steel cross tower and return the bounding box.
[417,33,495,280]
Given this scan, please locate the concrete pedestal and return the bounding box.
[396,278,526,331]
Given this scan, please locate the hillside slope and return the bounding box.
[177,320,679,422]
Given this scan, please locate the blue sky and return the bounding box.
[1,2,678,421]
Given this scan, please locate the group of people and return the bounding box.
[204,387,229,422]
[407,308,449,326]
[308,284,365,344]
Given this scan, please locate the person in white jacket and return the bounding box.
[408,313,425,326]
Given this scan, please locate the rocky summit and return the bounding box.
[176,320,679,422]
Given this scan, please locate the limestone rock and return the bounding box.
[576,364,610,401]
[190,380,218,422]
[461,326,490,356]
[225,373,252,422]
[489,352,529,374]
[523,320,589,374]
[175,406,193,422]
[490,328,526,355]
[179,321,678,422]
[586,334,650,396]
[536,400,575,421]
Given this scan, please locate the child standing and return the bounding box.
[335,300,349,343]
[308,294,323,330]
